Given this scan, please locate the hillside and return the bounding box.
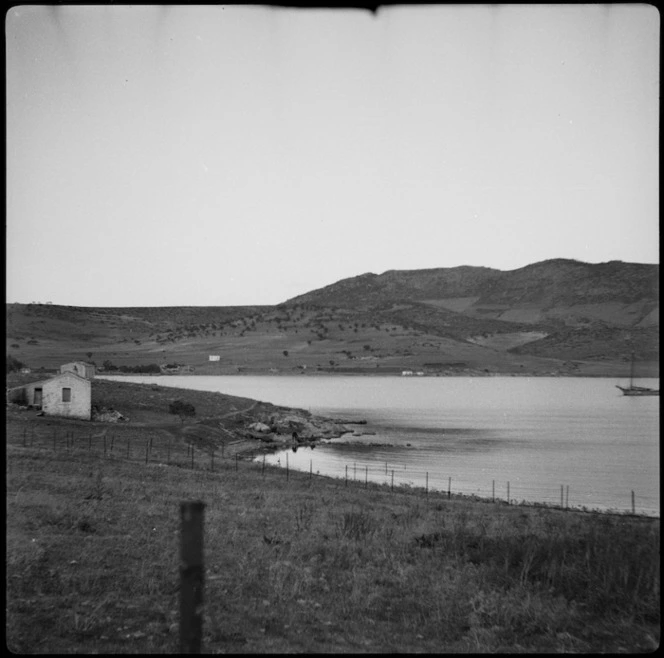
[286,259,658,321]
[6,259,659,377]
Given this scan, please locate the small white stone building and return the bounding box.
[208,355,220,362]
[8,372,92,420]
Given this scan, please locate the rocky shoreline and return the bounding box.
[236,408,356,450]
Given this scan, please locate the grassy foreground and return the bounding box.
[7,424,660,654]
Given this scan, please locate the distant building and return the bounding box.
[401,370,414,376]
[208,355,220,362]
[7,372,91,420]
[20,367,31,374]
[60,361,96,379]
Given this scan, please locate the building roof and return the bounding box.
[20,371,92,389]
[48,371,91,384]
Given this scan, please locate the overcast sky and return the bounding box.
[6,4,659,307]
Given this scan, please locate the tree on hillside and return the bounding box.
[283,350,289,357]
[169,399,196,423]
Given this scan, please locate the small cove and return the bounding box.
[101,375,659,515]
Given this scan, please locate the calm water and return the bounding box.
[103,375,660,515]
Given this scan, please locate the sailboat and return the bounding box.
[616,353,659,396]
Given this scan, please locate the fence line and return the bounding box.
[6,426,658,517]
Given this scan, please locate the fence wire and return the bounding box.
[6,425,658,517]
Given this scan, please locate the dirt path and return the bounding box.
[219,400,259,419]
[148,401,260,448]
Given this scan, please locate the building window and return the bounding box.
[62,387,71,402]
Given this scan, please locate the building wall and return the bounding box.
[23,381,45,406]
[42,373,91,420]
[6,386,28,405]
[60,362,96,379]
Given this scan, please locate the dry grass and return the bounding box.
[6,412,660,653]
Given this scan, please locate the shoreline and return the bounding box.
[98,370,660,379]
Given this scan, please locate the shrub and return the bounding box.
[6,355,25,373]
[169,399,196,421]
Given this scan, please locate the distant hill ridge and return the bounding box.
[285,259,659,312]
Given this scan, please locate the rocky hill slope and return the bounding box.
[286,259,657,322]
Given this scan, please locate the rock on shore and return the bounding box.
[240,409,352,446]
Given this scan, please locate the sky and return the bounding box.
[6,4,660,307]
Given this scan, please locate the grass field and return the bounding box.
[6,392,660,653]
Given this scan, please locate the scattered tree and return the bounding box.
[169,399,196,423]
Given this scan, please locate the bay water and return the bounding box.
[103,375,659,515]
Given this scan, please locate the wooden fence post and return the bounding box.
[353,463,356,481]
[560,485,564,508]
[631,490,635,515]
[180,501,205,654]
[566,485,569,509]
[448,477,451,499]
